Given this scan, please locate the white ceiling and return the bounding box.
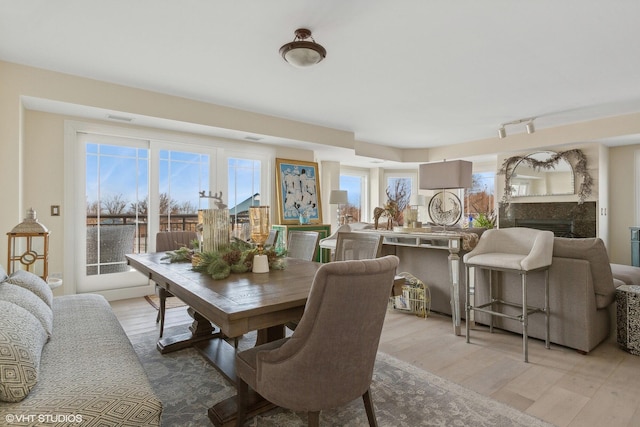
[2,1,640,167]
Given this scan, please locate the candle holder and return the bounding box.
[249,206,270,273]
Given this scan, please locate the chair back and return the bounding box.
[86,225,136,274]
[463,227,554,271]
[334,232,383,261]
[265,229,279,248]
[254,255,399,411]
[286,230,320,261]
[156,231,198,252]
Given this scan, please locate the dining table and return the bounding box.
[126,252,322,427]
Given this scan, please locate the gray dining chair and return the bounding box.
[265,229,279,248]
[155,230,198,337]
[283,230,321,331]
[286,230,320,261]
[334,231,384,261]
[235,255,399,427]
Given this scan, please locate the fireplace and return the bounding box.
[515,218,575,237]
[499,202,596,238]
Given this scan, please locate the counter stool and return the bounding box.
[463,228,554,362]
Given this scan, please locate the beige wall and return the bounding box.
[0,60,348,293]
[609,144,640,264]
[3,59,640,295]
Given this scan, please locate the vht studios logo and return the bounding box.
[5,413,83,424]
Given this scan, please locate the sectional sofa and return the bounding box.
[472,237,627,353]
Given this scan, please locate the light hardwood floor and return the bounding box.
[111,298,640,427]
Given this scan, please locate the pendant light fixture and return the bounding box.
[279,28,326,68]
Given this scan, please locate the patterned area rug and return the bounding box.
[130,325,555,427]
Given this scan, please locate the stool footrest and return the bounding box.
[471,300,545,322]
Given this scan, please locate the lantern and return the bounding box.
[7,208,49,281]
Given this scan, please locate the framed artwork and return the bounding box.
[275,158,323,224]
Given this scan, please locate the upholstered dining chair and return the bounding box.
[235,255,399,427]
[286,230,320,261]
[264,228,279,248]
[334,231,384,261]
[463,227,554,362]
[155,230,198,337]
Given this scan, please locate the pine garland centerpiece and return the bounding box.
[161,238,286,280]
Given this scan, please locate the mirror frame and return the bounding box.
[498,148,593,207]
[510,151,575,198]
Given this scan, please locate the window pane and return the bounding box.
[85,142,148,275]
[228,157,261,239]
[464,172,496,227]
[339,175,363,223]
[158,149,209,232]
[385,177,412,224]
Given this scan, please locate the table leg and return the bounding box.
[157,306,221,354]
[448,238,462,336]
[206,324,286,427]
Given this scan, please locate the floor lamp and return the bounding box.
[419,160,472,228]
[329,190,348,225]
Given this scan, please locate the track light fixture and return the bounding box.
[497,117,536,139]
[526,120,535,134]
[498,126,506,139]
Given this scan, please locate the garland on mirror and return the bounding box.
[498,148,593,207]
[161,238,286,280]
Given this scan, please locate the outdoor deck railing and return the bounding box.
[86,213,246,253]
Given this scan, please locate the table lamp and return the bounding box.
[329,190,348,225]
[419,160,472,227]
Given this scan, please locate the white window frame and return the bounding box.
[64,121,273,300]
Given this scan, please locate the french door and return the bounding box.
[75,133,216,295]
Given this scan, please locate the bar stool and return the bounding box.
[463,228,554,362]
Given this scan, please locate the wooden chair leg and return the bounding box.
[235,377,249,427]
[362,388,378,427]
[308,411,320,427]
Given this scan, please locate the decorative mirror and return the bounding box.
[499,149,593,206]
[510,151,574,197]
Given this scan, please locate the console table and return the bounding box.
[354,230,474,335]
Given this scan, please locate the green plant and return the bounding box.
[473,212,495,229]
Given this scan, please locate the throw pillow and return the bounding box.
[0,283,53,338]
[0,300,48,402]
[0,264,7,282]
[6,269,54,308]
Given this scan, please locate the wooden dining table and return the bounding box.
[126,252,322,427]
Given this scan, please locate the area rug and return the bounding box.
[144,294,187,310]
[130,325,555,427]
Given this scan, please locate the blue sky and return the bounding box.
[86,144,257,213]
